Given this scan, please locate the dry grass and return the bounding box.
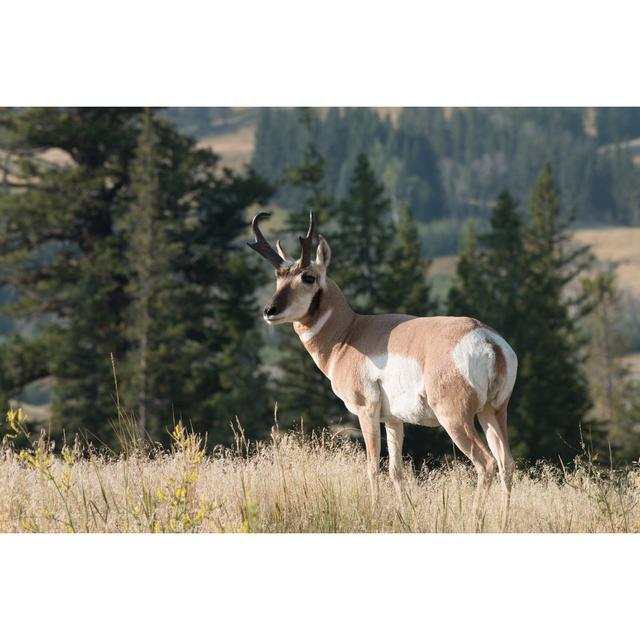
[197,124,257,170]
[428,227,640,296]
[573,227,640,295]
[1,410,639,533]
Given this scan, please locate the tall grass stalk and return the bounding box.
[2,409,639,533]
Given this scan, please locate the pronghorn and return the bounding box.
[248,211,517,519]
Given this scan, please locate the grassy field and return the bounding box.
[573,227,640,296]
[2,412,638,533]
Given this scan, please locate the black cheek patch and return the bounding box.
[306,289,322,317]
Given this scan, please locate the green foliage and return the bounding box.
[284,110,334,232]
[253,108,446,222]
[379,207,435,317]
[427,107,639,224]
[253,107,640,225]
[330,153,442,459]
[331,154,395,313]
[0,107,273,447]
[205,251,273,438]
[330,154,435,317]
[119,110,181,440]
[0,107,143,437]
[447,219,488,320]
[418,217,487,259]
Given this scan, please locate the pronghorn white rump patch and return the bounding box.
[299,309,333,342]
[451,328,517,407]
[364,353,439,426]
[484,329,518,406]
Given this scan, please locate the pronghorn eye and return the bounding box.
[301,274,316,285]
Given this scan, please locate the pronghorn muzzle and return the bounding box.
[263,286,290,320]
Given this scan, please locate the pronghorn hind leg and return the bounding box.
[434,409,496,530]
[385,420,404,500]
[478,403,515,530]
[357,404,381,505]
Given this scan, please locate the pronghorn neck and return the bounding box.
[293,279,355,375]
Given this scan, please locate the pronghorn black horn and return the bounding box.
[298,211,317,268]
[247,212,285,269]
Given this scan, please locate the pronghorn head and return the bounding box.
[247,211,331,325]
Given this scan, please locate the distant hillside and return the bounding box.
[165,107,403,171]
[424,226,640,303]
[165,107,640,228]
[164,108,640,297]
[573,227,640,296]
[198,125,256,170]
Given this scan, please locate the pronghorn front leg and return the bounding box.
[385,420,404,500]
[357,404,381,505]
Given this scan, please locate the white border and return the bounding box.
[1,1,639,105]
[2,534,638,638]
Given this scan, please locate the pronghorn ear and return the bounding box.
[276,239,294,263]
[315,235,331,269]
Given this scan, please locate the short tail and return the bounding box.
[485,330,518,408]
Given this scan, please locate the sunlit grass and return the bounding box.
[1,409,639,533]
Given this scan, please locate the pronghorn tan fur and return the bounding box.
[248,212,517,522]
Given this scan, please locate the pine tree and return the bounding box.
[0,107,144,438]
[173,249,273,444]
[447,220,487,319]
[284,109,333,232]
[381,206,435,316]
[0,108,274,447]
[447,171,594,461]
[331,153,395,314]
[163,150,274,445]
[447,192,526,459]
[119,110,182,440]
[514,164,592,459]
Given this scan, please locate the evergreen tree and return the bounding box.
[206,252,273,439]
[253,107,640,226]
[0,107,274,447]
[447,220,487,319]
[384,128,447,221]
[160,143,274,445]
[0,107,143,437]
[119,110,182,440]
[381,206,435,316]
[447,171,594,461]
[508,166,592,459]
[455,190,527,343]
[331,153,395,314]
[284,109,333,232]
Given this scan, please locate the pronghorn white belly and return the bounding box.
[365,353,439,426]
